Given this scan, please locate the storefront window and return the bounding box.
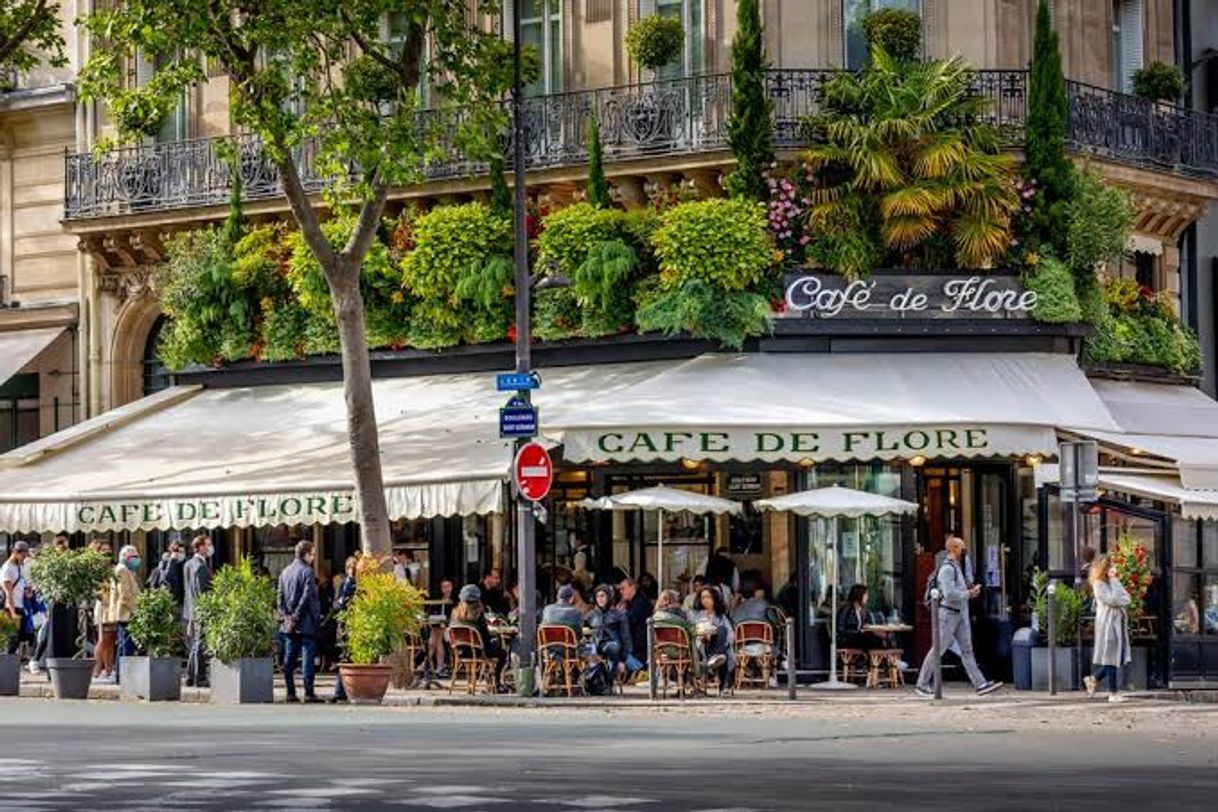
[1173,571,1202,635]
[392,518,432,590]
[1174,516,1198,568]
[1204,574,1218,636]
[1204,522,1218,568]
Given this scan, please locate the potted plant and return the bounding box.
[1132,62,1185,104]
[27,547,113,699]
[1111,535,1154,690]
[0,613,20,696]
[626,15,685,74]
[338,563,424,705]
[196,559,278,704]
[1029,569,1084,692]
[121,587,184,702]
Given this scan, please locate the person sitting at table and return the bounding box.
[682,575,707,614]
[570,581,592,616]
[837,584,884,651]
[428,577,457,677]
[690,587,735,691]
[731,573,773,625]
[451,584,508,692]
[654,589,703,673]
[617,578,653,669]
[586,584,638,680]
[541,584,584,637]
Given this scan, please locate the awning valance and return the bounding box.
[0,361,672,533]
[1037,464,1218,521]
[552,352,1117,464]
[1071,380,1218,490]
[0,327,64,388]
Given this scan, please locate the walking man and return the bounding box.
[277,540,322,703]
[1,541,32,655]
[183,535,213,688]
[916,537,1003,698]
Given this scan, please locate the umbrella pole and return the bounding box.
[829,516,839,682]
[657,508,664,592]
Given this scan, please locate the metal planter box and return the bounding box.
[209,657,274,704]
[120,656,183,702]
[1030,647,1080,692]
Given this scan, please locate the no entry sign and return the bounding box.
[513,442,553,502]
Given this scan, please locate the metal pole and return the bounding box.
[786,616,796,701]
[511,0,537,682]
[1047,580,1057,696]
[827,517,839,683]
[931,588,943,700]
[647,618,657,701]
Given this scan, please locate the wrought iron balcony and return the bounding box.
[63,69,1218,222]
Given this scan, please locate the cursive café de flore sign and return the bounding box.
[782,272,1038,319]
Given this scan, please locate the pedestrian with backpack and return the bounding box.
[915,537,1003,698]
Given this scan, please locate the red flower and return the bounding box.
[506,324,518,344]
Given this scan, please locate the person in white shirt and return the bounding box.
[1,541,32,655]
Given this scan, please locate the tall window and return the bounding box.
[142,316,170,398]
[384,11,430,106]
[0,373,39,454]
[844,0,921,71]
[1112,0,1144,94]
[521,0,562,95]
[654,0,703,80]
[131,51,188,143]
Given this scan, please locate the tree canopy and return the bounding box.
[0,0,66,81]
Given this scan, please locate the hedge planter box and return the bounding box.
[47,658,95,699]
[338,663,393,705]
[1030,647,1079,692]
[210,658,274,704]
[0,654,20,696]
[120,656,183,702]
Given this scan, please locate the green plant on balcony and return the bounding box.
[802,48,1018,278]
[626,15,685,72]
[1066,168,1133,291]
[725,0,774,202]
[1024,255,1082,323]
[861,7,922,64]
[1086,277,1202,374]
[401,203,513,348]
[1024,0,1075,265]
[586,115,612,209]
[1132,62,1185,103]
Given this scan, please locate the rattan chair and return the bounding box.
[448,624,496,695]
[734,620,776,689]
[653,623,702,699]
[537,624,583,697]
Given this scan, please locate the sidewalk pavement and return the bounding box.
[16,670,1217,707]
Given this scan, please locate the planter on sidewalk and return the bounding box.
[0,653,20,696]
[1030,647,1079,692]
[120,656,183,702]
[210,657,274,704]
[338,663,393,705]
[47,657,96,699]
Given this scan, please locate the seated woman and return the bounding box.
[450,584,508,692]
[653,589,702,673]
[428,577,457,677]
[585,584,639,680]
[690,587,736,692]
[837,584,883,651]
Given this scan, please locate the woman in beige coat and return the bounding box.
[1084,554,1131,703]
[91,540,117,683]
[110,545,142,685]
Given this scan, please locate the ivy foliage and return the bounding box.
[1024,256,1082,324]
[636,278,772,351]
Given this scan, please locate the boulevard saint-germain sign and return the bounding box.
[783,272,1038,320]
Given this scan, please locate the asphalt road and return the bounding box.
[2,698,1217,811]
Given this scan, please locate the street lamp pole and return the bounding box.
[511,0,537,681]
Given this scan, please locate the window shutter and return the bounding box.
[504,0,515,41]
[135,49,155,88]
[639,0,656,19]
[1119,0,1144,94]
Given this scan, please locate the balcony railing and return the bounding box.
[63,69,1218,221]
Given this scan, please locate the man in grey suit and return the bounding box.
[183,534,213,688]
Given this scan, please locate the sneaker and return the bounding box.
[896,660,909,671]
[92,674,115,685]
[26,662,42,676]
[975,680,1004,696]
[1107,693,1128,704]
[1083,675,1097,698]
[706,654,727,670]
[914,685,934,698]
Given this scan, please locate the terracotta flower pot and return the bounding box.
[338,663,394,705]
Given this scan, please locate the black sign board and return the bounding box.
[725,473,765,497]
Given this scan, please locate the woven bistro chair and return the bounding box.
[537,624,583,697]
[734,620,776,689]
[447,624,496,695]
[653,623,702,699]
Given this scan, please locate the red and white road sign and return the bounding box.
[513,442,553,502]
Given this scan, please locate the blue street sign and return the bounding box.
[496,371,541,392]
[499,397,539,438]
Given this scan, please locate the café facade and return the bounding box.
[2,271,1217,686]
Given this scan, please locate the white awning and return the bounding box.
[1037,464,1218,521]
[0,361,675,533]
[1072,380,1218,490]
[0,327,64,388]
[552,352,1117,463]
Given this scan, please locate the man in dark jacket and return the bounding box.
[183,535,213,688]
[163,540,186,610]
[586,584,634,678]
[277,540,322,703]
[617,578,652,669]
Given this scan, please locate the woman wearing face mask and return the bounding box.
[110,545,143,685]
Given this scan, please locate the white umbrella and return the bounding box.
[585,485,741,589]
[756,485,918,690]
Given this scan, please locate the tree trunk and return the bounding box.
[327,266,392,556]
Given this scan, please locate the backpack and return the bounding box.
[921,568,940,609]
[581,660,613,696]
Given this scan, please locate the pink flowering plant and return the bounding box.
[764,163,814,268]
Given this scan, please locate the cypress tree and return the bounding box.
[1026,0,1075,260]
[586,114,612,208]
[488,154,512,217]
[725,0,774,201]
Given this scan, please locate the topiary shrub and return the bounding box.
[1132,61,1184,103]
[340,569,424,665]
[537,203,627,276]
[626,15,685,71]
[585,115,612,208]
[197,559,278,663]
[129,587,184,658]
[1025,256,1082,323]
[862,8,922,63]
[636,277,772,350]
[652,198,772,291]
